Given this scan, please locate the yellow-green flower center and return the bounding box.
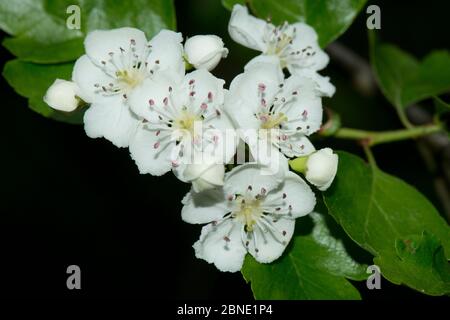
[233,197,262,232]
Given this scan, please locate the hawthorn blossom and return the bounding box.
[72,27,184,147]
[225,57,334,173]
[228,4,329,75]
[182,164,315,272]
[127,69,237,177]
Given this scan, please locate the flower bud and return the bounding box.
[184,35,228,71]
[44,79,80,112]
[305,148,338,191]
[184,162,225,193]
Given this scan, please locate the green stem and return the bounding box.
[333,124,442,146]
[363,145,377,167]
[396,106,414,129]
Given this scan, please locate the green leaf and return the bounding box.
[223,0,367,47]
[433,97,450,116]
[241,212,367,300]
[222,0,247,11]
[2,59,85,124]
[323,151,450,295]
[375,232,450,295]
[0,0,176,63]
[370,34,450,110]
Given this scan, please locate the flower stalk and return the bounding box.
[331,124,442,146]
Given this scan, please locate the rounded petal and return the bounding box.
[224,163,282,197]
[180,69,225,115]
[229,60,283,109]
[244,54,282,72]
[280,75,324,135]
[147,30,185,82]
[224,84,260,131]
[247,218,295,263]
[279,132,316,158]
[193,220,247,272]
[202,112,238,164]
[72,55,112,103]
[84,27,147,66]
[247,136,289,175]
[265,171,316,218]
[129,123,174,175]
[226,61,283,130]
[181,188,229,224]
[293,69,336,97]
[287,23,329,72]
[228,4,268,52]
[83,96,140,148]
[127,72,177,121]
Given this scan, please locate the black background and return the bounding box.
[0,0,449,300]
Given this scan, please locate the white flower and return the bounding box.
[127,68,237,177]
[44,79,80,112]
[182,163,315,272]
[184,161,225,193]
[305,148,338,191]
[225,57,334,172]
[72,27,185,148]
[184,35,228,71]
[228,4,329,74]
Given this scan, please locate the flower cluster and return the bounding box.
[44,5,338,272]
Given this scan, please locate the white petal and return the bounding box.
[202,112,238,164]
[247,137,289,175]
[228,4,268,52]
[83,96,140,148]
[84,27,147,66]
[224,163,282,197]
[127,72,178,121]
[287,23,329,72]
[279,132,316,158]
[229,60,283,108]
[129,123,174,175]
[281,75,323,134]
[247,218,295,263]
[293,69,336,97]
[266,171,316,218]
[244,54,282,72]
[224,88,260,131]
[193,220,247,272]
[180,69,225,115]
[147,30,185,82]
[181,188,229,224]
[226,61,283,130]
[72,55,111,103]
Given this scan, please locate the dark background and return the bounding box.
[0,0,449,299]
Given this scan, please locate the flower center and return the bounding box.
[174,110,201,133]
[233,196,262,232]
[260,112,288,129]
[116,68,146,91]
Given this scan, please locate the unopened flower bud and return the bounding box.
[305,148,338,191]
[184,162,225,193]
[44,79,80,112]
[184,35,228,71]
